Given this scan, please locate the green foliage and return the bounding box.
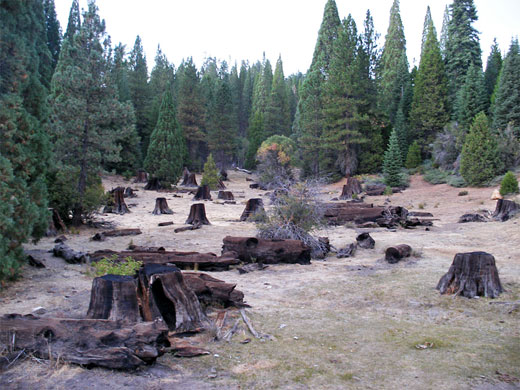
[43,0,61,72]
[92,255,142,276]
[493,39,520,131]
[405,141,422,169]
[264,56,291,138]
[383,129,403,187]
[455,64,488,134]
[257,135,296,187]
[201,154,220,190]
[245,110,265,170]
[460,112,503,185]
[447,175,467,188]
[484,39,503,102]
[500,171,519,195]
[423,168,449,184]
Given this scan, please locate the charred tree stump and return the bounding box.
[124,187,137,198]
[152,197,174,215]
[240,198,265,221]
[145,177,162,191]
[113,187,130,214]
[340,177,362,200]
[218,191,234,200]
[193,185,212,201]
[137,264,208,332]
[356,232,375,249]
[385,244,412,263]
[183,272,245,308]
[186,203,210,225]
[134,169,148,183]
[181,169,198,187]
[337,243,357,258]
[436,252,504,298]
[493,199,520,221]
[86,275,139,323]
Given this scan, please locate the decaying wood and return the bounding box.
[144,177,162,191]
[222,236,311,265]
[356,233,375,249]
[183,272,246,308]
[53,243,89,264]
[218,190,234,201]
[112,187,130,214]
[458,213,488,223]
[127,245,165,252]
[237,263,269,274]
[92,228,142,241]
[322,202,385,225]
[239,309,272,340]
[408,211,433,217]
[0,314,168,369]
[158,221,174,227]
[364,183,386,196]
[152,197,174,215]
[385,244,412,264]
[186,203,211,225]
[134,169,148,183]
[217,178,226,190]
[436,252,504,298]
[223,319,241,342]
[174,224,201,233]
[337,243,357,258]
[240,198,265,221]
[27,254,46,268]
[492,199,520,221]
[167,337,210,357]
[235,167,252,174]
[193,185,212,201]
[340,177,362,200]
[124,187,137,198]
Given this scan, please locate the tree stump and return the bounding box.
[113,187,130,214]
[137,264,208,332]
[217,178,226,190]
[340,177,362,200]
[124,187,136,198]
[220,169,228,181]
[337,243,357,258]
[186,203,211,225]
[145,177,162,191]
[385,244,412,263]
[181,168,198,187]
[436,252,504,298]
[193,185,212,201]
[218,191,234,200]
[86,275,139,323]
[240,198,265,221]
[45,208,67,237]
[152,197,174,215]
[356,232,375,249]
[134,169,148,183]
[492,199,520,221]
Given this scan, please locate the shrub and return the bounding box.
[424,168,449,184]
[405,141,422,169]
[500,171,519,195]
[447,175,467,188]
[257,135,296,188]
[92,255,143,276]
[201,154,220,190]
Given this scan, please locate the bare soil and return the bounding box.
[1,171,519,390]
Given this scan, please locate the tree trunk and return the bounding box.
[193,185,212,201]
[340,177,362,200]
[218,191,234,201]
[112,187,130,214]
[385,244,412,263]
[45,208,67,237]
[134,169,148,183]
[436,252,504,298]
[356,232,375,249]
[53,243,89,264]
[144,177,162,191]
[152,197,173,215]
[181,169,198,187]
[186,203,211,225]
[220,169,228,181]
[217,178,226,190]
[492,199,520,221]
[92,228,142,241]
[240,198,265,221]
[322,202,385,225]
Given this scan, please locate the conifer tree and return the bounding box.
[238,61,252,138]
[394,103,408,162]
[421,6,436,53]
[64,0,80,39]
[383,129,403,187]
[112,43,131,102]
[251,57,273,116]
[144,89,185,184]
[484,39,503,103]
[310,0,341,74]
[405,140,422,169]
[264,56,290,138]
[439,5,450,60]
[43,0,61,72]
[499,171,519,195]
[493,39,520,131]
[148,46,175,131]
[460,112,502,185]
[207,80,235,168]
[456,64,487,133]
[245,110,264,169]
[201,154,220,190]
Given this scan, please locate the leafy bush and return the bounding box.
[92,255,143,276]
[500,171,519,195]
[423,168,449,184]
[447,175,467,188]
[201,154,220,190]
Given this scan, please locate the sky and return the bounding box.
[54,0,520,75]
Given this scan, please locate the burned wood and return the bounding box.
[337,243,357,258]
[218,190,234,201]
[174,224,201,233]
[364,183,386,196]
[458,213,488,223]
[340,177,362,200]
[493,199,520,221]
[124,187,137,198]
[322,202,385,225]
[356,233,375,249]
[408,211,434,217]
[183,272,246,308]
[53,243,89,264]
[144,177,162,191]
[152,197,174,215]
[240,198,265,221]
[158,221,174,227]
[128,245,165,252]
[237,263,268,274]
[193,185,212,201]
[134,169,148,183]
[385,244,412,264]
[186,203,210,225]
[112,187,130,214]
[220,169,228,181]
[92,228,142,241]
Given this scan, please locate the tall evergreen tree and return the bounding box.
[493,39,520,132]
[237,61,252,138]
[264,56,290,138]
[456,64,487,133]
[421,6,436,53]
[43,0,61,72]
[484,39,503,103]
[64,0,80,39]
[310,0,341,74]
[383,129,403,187]
[251,57,273,115]
[148,46,175,133]
[245,111,264,169]
[111,43,131,102]
[439,5,450,60]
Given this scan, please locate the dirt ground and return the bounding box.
[0,171,519,390]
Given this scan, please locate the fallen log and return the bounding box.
[322,202,385,225]
[437,252,504,298]
[222,236,311,265]
[340,177,362,200]
[356,233,375,249]
[408,211,434,217]
[152,197,173,215]
[240,198,265,221]
[174,224,201,233]
[218,191,234,201]
[92,228,142,241]
[385,244,412,264]
[53,243,89,264]
[492,199,520,221]
[235,167,252,174]
[183,272,246,308]
[0,314,168,369]
[186,203,210,225]
[458,213,488,223]
[158,221,174,227]
[364,183,386,196]
[193,185,212,201]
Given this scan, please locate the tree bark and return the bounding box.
[385,244,412,263]
[492,199,520,221]
[340,177,362,200]
[193,185,212,201]
[186,203,211,225]
[152,197,173,215]
[240,198,265,221]
[181,169,198,187]
[182,272,245,308]
[53,243,89,264]
[113,187,130,214]
[218,191,234,200]
[45,208,67,237]
[322,202,385,225]
[144,177,162,191]
[337,243,357,258]
[92,228,142,241]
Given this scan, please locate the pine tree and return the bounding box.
[394,103,408,162]
[64,0,80,39]
[493,39,520,131]
[499,171,519,195]
[207,80,235,168]
[484,39,503,103]
[251,57,273,116]
[245,110,264,169]
[439,5,450,60]
[383,129,403,187]
[456,64,487,133]
[148,46,175,134]
[238,61,252,138]
[310,0,341,74]
[264,56,290,138]
[144,89,185,184]
[43,0,61,72]
[112,43,131,102]
[405,140,422,169]
[460,112,502,185]
[421,6,436,53]
[201,154,219,190]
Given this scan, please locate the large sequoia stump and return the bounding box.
[436,252,504,298]
[86,275,139,323]
[240,198,265,221]
[193,185,212,200]
[492,199,520,221]
[356,232,375,249]
[218,190,234,200]
[385,244,412,263]
[186,203,210,225]
[113,187,130,214]
[137,264,209,332]
[183,272,245,308]
[152,197,174,215]
[145,177,162,191]
[134,169,148,183]
[340,177,362,200]
[222,236,311,265]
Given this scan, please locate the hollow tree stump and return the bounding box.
[137,264,208,332]
[356,232,375,249]
[181,168,198,187]
[152,197,174,215]
[86,275,139,323]
[193,185,212,201]
[340,177,362,200]
[492,199,520,221]
[436,252,504,298]
[145,177,162,191]
[240,198,265,221]
[186,203,210,225]
[113,187,130,214]
[134,169,148,183]
[218,191,234,201]
[385,244,412,263]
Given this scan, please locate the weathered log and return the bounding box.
[385,244,412,264]
[183,272,245,308]
[437,252,504,298]
[137,264,208,332]
[364,183,386,196]
[86,275,139,323]
[158,221,174,227]
[458,213,488,223]
[92,228,142,241]
[408,211,434,217]
[181,168,198,187]
[237,263,269,274]
[0,314,168,369]
[322,202,385,225]
[124,187,137,198]
[340,177,362,200]
[240,198,265,221]
[152,197,174,215]
[235,167,252,174]
[193,185,212,201]
[112,187,130,214]
[127,245,165,252]
[27,254,46,268]
[144,177,162,191]
[174,224,201,233]
[186,203,210,225]
[493,199,520,221]
[356,232,375,249]
[222,236,311,265]
[337,243,357,258]
[53,243,89,264]
[90,249,240,271]
[134,169,148,183]
[218,190,235,201]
